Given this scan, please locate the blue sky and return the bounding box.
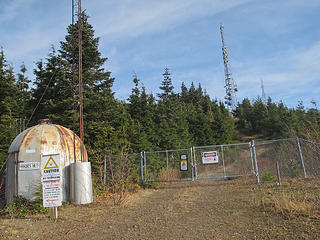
[1,0,320,108]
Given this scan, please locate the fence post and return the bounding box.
[249,142,255,175]
[296,137,307,178]
[140,152,144,182]
[252,140,260,184]
[220,145,226,178]
[166,150,169,181]
[276,161,281,186]
[103,153,107,185]
[193,146,198,180]
[190,147,194,182]
[144,151,147,181]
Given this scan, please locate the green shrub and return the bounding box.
[0,184,48,217]
[261,168,276,182]
[0,195,48,217]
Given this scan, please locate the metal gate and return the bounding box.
[140,138,311,184]
[141,148,194,182]
[193,142,255,180]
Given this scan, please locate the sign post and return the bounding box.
[41,154,62,219]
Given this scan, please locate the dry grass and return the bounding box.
[260,194,315,218]
[158,167,181,180]
[256,179,320,219]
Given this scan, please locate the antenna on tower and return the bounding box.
[220,24,238,112]
[72,0,85,162]
[261,78,266,103]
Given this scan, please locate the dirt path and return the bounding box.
[1,180,319,239]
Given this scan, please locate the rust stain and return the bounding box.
[12,123,88,169]
[55,125,87,162]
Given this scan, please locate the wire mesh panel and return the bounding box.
[254,138,304,183]
[104,153,141,186]
[194,143,254,180]
[143,149,193,182]
[299,139,320,178]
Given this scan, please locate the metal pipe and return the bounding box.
[144,151,147,181]
[296,137,307,178]
[103,153,106,185]
[252,140,260,184]
[190,147,194,182]
[144,148,191,154]
[276,161,281,186]
[249,142,255,174]
[166,150,169,181]
[193,146,198,180]
[140,152,144,182]
[220,145,226,178]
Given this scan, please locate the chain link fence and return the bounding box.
[100,138,319,185]
[101,153,141,187]
[299,139,320,178]
[253,138,305,183]
[142,148,194,182]
[193,143,254,180]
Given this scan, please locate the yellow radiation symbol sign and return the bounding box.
[44,156,59,169]
[180,159,188,171]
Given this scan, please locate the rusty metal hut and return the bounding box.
[5,119,93,205]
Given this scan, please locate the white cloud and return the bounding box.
[0,0,33,24]
[87,0,252,41]
[231,41,320,106]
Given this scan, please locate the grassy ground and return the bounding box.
[0,178,319,239]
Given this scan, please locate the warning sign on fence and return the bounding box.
[180,154,188,171]
[201,151,219,164]
[41,154,62,208]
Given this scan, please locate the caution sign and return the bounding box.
[180,154,188,171]
[41,154,62,208]
[202,151,219,164]
[42,154,61,182]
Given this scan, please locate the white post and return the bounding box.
[190,147,194,181]
[166,150,169,181]
[296,137,307,178]
[140,152,144,182]
[220,145,226,178]
[103,153,107,185]
[252,140,260,184]
[193,146,198,180]
[249,142,255,174]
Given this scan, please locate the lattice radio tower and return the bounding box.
[261,78,266,103]
[220,24,238,111]
[72,0,84,161]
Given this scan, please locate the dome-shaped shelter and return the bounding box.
[5,119,91,205]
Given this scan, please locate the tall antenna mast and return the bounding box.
[72,0,84,162]
[220,24,238,112]
[261,78,266,103]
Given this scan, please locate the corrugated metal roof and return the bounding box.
[8,123,87,163]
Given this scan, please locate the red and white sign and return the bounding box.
[202,151,219,164]
[42,180,62,207]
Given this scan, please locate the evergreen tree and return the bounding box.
[156,68,191,149]
[30,13,122,175]
[127,74,155,152]
[0,49,20,171]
